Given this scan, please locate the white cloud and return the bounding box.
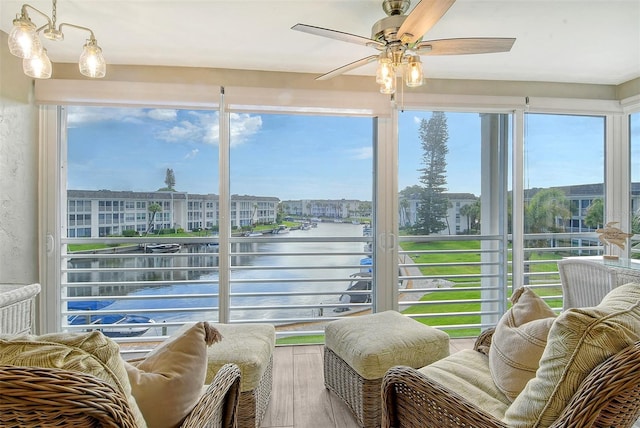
[155,111,262,146]
[160,120,202,142]
[184,149,199,160]
[67,106,148,125]
[148,109,177,121]
[230,113,262,147]
[348,146,373,160]
[68,106,263,147]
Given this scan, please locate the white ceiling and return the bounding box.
[1,0,639,86]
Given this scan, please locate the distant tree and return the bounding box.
[146,203,162,235]
[584,198,604,229]
[165,168,176,190]
[358,201,372,218]
[413,112,449,235]
[525,188,571,234]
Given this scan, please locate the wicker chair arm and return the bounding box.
[549,341,640,428]
[180,363,241,428]
[473,327,495,355]
[382,365,508,428]
[0,365,139,428]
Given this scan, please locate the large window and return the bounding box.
[521,113,605,301]
[396,110,511,335]
[60,106,375,340]
[64,106,221,337]
[38,82,634,344]
[228,113,374,324]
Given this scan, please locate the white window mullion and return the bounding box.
[38,105,64,334]
[605,113,631,258]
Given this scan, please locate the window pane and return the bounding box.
[397,110,510,336]
[64,106,220,337]
[522,113,605,300]
[229,113,374,330]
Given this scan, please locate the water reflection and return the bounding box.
[67,222,372,326]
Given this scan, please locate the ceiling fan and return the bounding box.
[292,0,515,94]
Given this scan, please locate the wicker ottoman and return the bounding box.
[324,311,449,428]
[205,323,275,428]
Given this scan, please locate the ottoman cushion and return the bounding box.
[204,323,275,392]
[325,310,449,379]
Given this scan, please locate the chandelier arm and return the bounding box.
[58,22,96,40]
[20,4,53,27]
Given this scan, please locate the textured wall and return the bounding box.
[0,31,39,284]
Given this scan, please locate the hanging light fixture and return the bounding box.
[374,43,424,95]
[23,47,52,78]
[7,0,106,79]
[404,54,424,88]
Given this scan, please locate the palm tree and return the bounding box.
[145,203,162,235]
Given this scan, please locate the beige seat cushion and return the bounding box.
[504,282,640,428]
[125,321,222,428]
[419,349,511,421]
[325,310,449,379]
[204,323,275,392]
[0,330,147,428]
[489,287,556,401]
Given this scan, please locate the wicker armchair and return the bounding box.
[382,328,640,428]
[0,362,241,428]
[557,258,617,310]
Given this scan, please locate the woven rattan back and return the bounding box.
[0,365,139,427]
[550,341,640,428]
[557,258,617,310]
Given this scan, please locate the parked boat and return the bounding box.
[335,273,372,312]
[243,231,263,237]
[271,225,290,234]
[68,313,154,338]
[145,243,181,253]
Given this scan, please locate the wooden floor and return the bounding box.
[260,338,476,428]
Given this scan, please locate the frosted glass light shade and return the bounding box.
[8,19,41,59]
[23,48,52,79]
[79,40,106,78]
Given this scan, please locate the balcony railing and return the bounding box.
[59,229,618,354]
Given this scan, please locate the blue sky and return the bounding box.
[67,106,639,201]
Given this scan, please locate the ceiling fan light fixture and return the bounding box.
[293,0,515,95]
[379,74,396,95]
[404,54,424,87]
[23,47,52,78]
[8,15,41,59]
[376,54,395,84]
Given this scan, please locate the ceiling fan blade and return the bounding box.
[292,24,385,48]
[415,38,516,55]
[316,55,379,81]
[398,0,456,45]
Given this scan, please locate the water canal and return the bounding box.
[67,222,372,331]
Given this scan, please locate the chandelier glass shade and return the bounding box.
[23,48,52,78]
[7,1,106,79]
